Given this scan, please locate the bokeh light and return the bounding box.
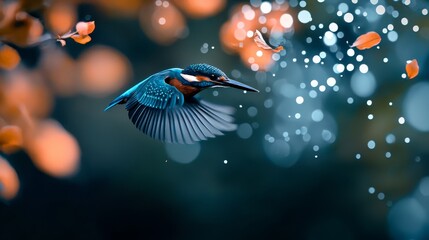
[41,47,79,96]
[0,157,19,200]
[173,0,226,18]
[0,125,23,154]
[45,1,77,34]
[26,120,80,177]
[78,46,131,97]
[0,45,21,70]
[388,198,427,239]
[165,142,201,164]
[237,123,253,139]
[1,70,53,118]
[350,71,376,97]
[403,82,429,132]
[140,3,186,45]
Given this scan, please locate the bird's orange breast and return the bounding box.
[166,78,201,98]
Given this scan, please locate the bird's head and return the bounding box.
[179,64,259,92]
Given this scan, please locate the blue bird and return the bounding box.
[105,63,259,144]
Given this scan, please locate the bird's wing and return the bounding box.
[127,98,237,144]
[125,69,185,111]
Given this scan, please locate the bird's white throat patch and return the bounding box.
[180,73,200,82]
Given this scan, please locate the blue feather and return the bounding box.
[127,98,237,144]
[104,80,145,111]
[105,68,184,112]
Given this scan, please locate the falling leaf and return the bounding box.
[0,45,21,70]
[71,34,91,44]
[26,120,80,177]
[0,156,19,200]
[57,39,66,46]
[351,31,381,50]
[253,30,284,53]
[75,21,95,36]
[0,125,23,154]
[406,59,419,79]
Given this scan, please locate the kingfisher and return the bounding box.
[105,63,259,144]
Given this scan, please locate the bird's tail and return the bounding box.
[104,95,128,111]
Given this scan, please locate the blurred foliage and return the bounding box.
[0,0,428,239]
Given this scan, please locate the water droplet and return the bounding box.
[367,140,376,149]
[359,64,369,73]
[260,1,272,14]
[247,107,258,117]
[367,100,373,106]
[385,134,396,144]
[237,123,253,139]
[327,77,336,87]
[376,5,385,15]
[298,10,312,23]
[329,22,338,32]
[165,143,201,164]
[323,31,337,46]
[311,109,324,122]
[344,12,354,23]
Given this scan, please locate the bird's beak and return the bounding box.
[218,78,259,92]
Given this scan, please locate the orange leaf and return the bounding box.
[71,34,91,44]
[273,46,284,53]
[75,21,95,36]
[0,157,20,200]
[406,59,419,79]
[57,39,66,47]
[0,45,20,70]
[351,31,381,50]
[253,30,283,52]
[0,125,23,154]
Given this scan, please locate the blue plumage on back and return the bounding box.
[126,69,184,110]
[105,64,258,144]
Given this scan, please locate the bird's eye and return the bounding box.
[210,74,216,80]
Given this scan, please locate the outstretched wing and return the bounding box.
[127,98,237,144]
[125,69,185,111]
[105,68,185,111]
